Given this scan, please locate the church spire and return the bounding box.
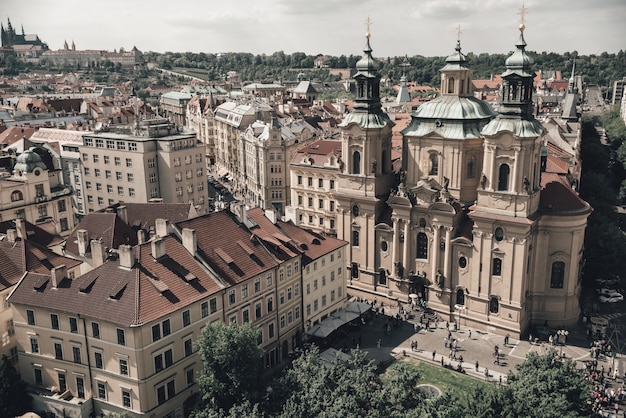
[351,16,383,114]
[498,9,535,120]
[439,25,472,96]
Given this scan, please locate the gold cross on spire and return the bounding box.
[456,24,463,41]
[365,16,372,39]
[518,3,527,31]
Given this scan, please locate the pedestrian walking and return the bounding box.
[468,329,472,339]
[432,350,436,361]
[475,360,479,371]
[377,339,381,349]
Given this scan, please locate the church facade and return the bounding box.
[331,24,591,337]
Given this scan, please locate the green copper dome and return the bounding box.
[14,147,47,174]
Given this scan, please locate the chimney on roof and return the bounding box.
[137,229,146,244]
[229,202,247,224]
[77,229,89,256]
[151,237,166,260]
[182,228,196,254]
[6,229,17,243]
[117,205,128,224]
[264,208,278,224]
[119,244,135,268]
[90,239,106,268]
[15,218,26,240]
[155,218,168,238]
[50,265,66,289]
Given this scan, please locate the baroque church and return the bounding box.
[333,22,591,337]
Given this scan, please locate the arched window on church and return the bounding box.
[416,232,428,259]
[489,297,499,314]
[378,268,387,286]
[550,261,565,289]
[352,230,360,247]
[492,257,502,276]
[11,190,24,202]
[428,153,438,175]
[456,289,465,306]
[448,77,455,94]
[352,151,361,175]
[466,156,476,178]
[497,164,510,191]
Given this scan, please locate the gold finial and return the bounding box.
[455,24,463,42]
[517,3,527,31]
[365,16,372,39]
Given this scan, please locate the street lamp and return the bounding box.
[454,304,466,330]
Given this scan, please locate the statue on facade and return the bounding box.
[443,176,450,192]
[395,261,404,278]
[371,159,377,173]
[523,176,531,193]
[436,270,445,288]
[480,173,487,189]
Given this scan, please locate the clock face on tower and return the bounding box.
[352,205,360,217]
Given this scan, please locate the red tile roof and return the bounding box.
[8,236,223,326]
[64,213,138,257]
[176,211,279,286]
[539,181,591,215]
[0,219,63,247]
[102,202,197,231]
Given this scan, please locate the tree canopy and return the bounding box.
[192,322,264,417]
[0,355,31,417]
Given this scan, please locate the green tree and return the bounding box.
[270,347,390,418]
[192,323,264,416]
[502,349,591,418]
[0,355,31,417]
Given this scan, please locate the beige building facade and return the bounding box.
[80,118,209,215]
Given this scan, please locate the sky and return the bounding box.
[4,0,625,57]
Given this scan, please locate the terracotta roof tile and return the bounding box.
[538,182,591,215]
[64,213,138,257]
[102,202,197,231]
[176,211,279,285]
[9,235,223,326]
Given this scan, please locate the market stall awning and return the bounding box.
[345,301,372,315]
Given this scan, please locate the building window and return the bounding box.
[97,382,106,400]
[498,164,510,191]
[106,139,115,149]
[489,297,499,314]
[229,290,236,305]
[467,155,477,178]
[318,178,324,188]
[97,197,104,205]
[243,309,250,323]
[69,317,78,333]
[378,268,387,285]
[117,328,126,345]
[352,230,359,246]
[72,346,82,364]
[95,139,103,148]
[494,227,504,242]
[93,154,99,163]
[51,314,59,330]
[30,337,39,353]
[255,303,262,319]
[54,342,63,360]
[122,389,131,408]
[34,368,43,386]
[352,151,361,175]
[201,301,209,318]
[429,153,439,175]
[492,257,502,276]
[127,173,134,182]
[92,322,100,338]
[120,358,129,375]
[297,175,302,185]
[267,296,274,313]
[416,232,428,259]
[129,188,135,196]
[184,338,193,357]
[148,158,156,168]
[27,309,35,325]
[182,310,191,327]
[76,377,85,398]
[268,323,275,339]
[186,368,195,386]
[550,261,565,289]
[58,372,67,393]
[10,191,23,202]
[154,348,174,373]
[210,297,218,314]
[107,184,113,193]
[94,351,103,369]
[129,142,137,151]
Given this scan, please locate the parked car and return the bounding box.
[599,294,624,303]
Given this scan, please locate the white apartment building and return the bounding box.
[80,118,209,214]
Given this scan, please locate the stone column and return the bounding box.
[402,220,410,274]
[511,147,520,193]
[443,227,452,283]
[431,225,440,282]
[391,217,399,272]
